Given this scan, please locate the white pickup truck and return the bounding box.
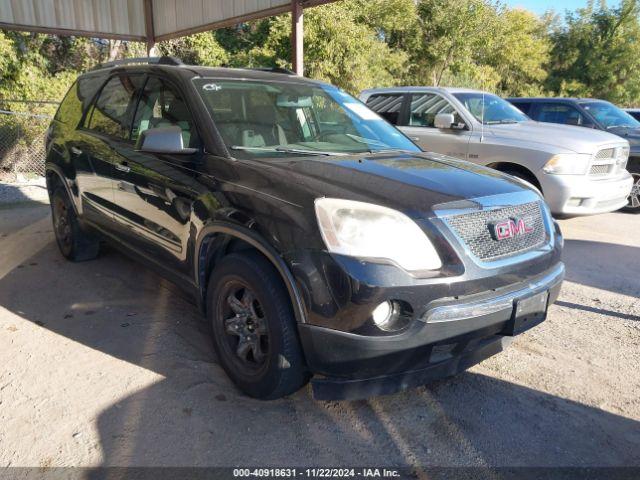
[361,87,633,217]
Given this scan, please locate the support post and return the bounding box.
[144,0,157,57]
[147,39,157,57]
[291,0,304,76]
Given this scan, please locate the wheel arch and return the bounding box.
[487,161,543,192]
[45,164,79,214]
[195,223,307,325]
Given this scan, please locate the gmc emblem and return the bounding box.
[490,217,533,241]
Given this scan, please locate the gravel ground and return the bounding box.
[0,203,638,470]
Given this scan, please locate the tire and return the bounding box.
[50,186,100,262]
[622,172,640,213]
[501,168,542,195]
[207,251,310,399]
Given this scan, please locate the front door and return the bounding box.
[111,75,204,277]
[399,93,472,160]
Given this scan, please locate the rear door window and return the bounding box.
[409,93,464,128]
[365,93,405,125]
[86,74,144,140]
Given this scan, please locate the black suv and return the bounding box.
[508,97,640,212]
[46,58,564,400]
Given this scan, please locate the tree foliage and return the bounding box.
[546,0,640,105]
[1,0,640,106]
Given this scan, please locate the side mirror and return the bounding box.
[434,113,456,129]
[136,126,197,155]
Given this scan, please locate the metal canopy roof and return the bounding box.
[0,0,334,42]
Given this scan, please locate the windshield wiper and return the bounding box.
[230,146,345,156]
[485,120,520,125]
[345,134,392,150]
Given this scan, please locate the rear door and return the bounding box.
[400,92,472,159]
[76,73,145,229]
[111,75,203,277]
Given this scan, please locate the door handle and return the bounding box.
[70,146,83,156]
[115,162,131,173]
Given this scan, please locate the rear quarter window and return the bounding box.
[365,93,404,125]
[54,73,107,127]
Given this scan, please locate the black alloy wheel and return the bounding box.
[218,280,270,374]
[50,186,100,261]
[207,251,309,399]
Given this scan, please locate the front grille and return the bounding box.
[445,202,547,262]
[596,148,615,159]
[590,164,612,175]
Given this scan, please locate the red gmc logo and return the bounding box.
[490,218,533,241]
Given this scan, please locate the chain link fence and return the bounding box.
[0,100,58,183]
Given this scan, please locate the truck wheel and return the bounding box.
[207,251,309,399]
[622,173,640,213]
[50,186,100,262]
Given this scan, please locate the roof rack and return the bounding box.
[249,67,296,75]
[92,56,183,71]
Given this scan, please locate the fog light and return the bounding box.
[372,301,393,328]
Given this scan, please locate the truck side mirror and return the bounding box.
[434,113,456,129]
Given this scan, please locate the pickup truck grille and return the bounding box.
[590,164,613,175]
[445,201,548,262]
[595,148,615,159]
[590,147,629,176]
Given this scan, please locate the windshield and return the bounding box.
[453,92,529,124]
[580,100,640,129]
[193,79,419,158]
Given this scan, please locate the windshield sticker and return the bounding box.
[202,83,222,91]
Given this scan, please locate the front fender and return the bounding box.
[194,222,308,324]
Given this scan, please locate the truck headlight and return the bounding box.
[315,198,442,272]
[543,154,591,175]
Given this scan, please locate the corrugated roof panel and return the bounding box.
[0,0,336,41]
[0,0,146,39]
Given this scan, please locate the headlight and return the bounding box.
[543,154,591,175]
[314,198,442,272]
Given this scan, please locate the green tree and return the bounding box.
[215,1,409,94]
[408,0,550,95]
[157,32,228,66]
[546,0,640,105]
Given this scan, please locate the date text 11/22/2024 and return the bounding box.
[232,468,401,478]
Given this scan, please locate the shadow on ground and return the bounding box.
[0,182,48,207]
[0,233,638,468]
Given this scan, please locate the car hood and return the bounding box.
[258,151,531,218]
[606,126,640,148]
[487,120,625,153]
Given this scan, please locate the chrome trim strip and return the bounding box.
[423,263,565,324]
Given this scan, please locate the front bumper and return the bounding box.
[539,171,633,216]
[299,262,565,400]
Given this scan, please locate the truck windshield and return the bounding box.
[193,79,419,158]
[453,92,528,125]
[580,100,640,129]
